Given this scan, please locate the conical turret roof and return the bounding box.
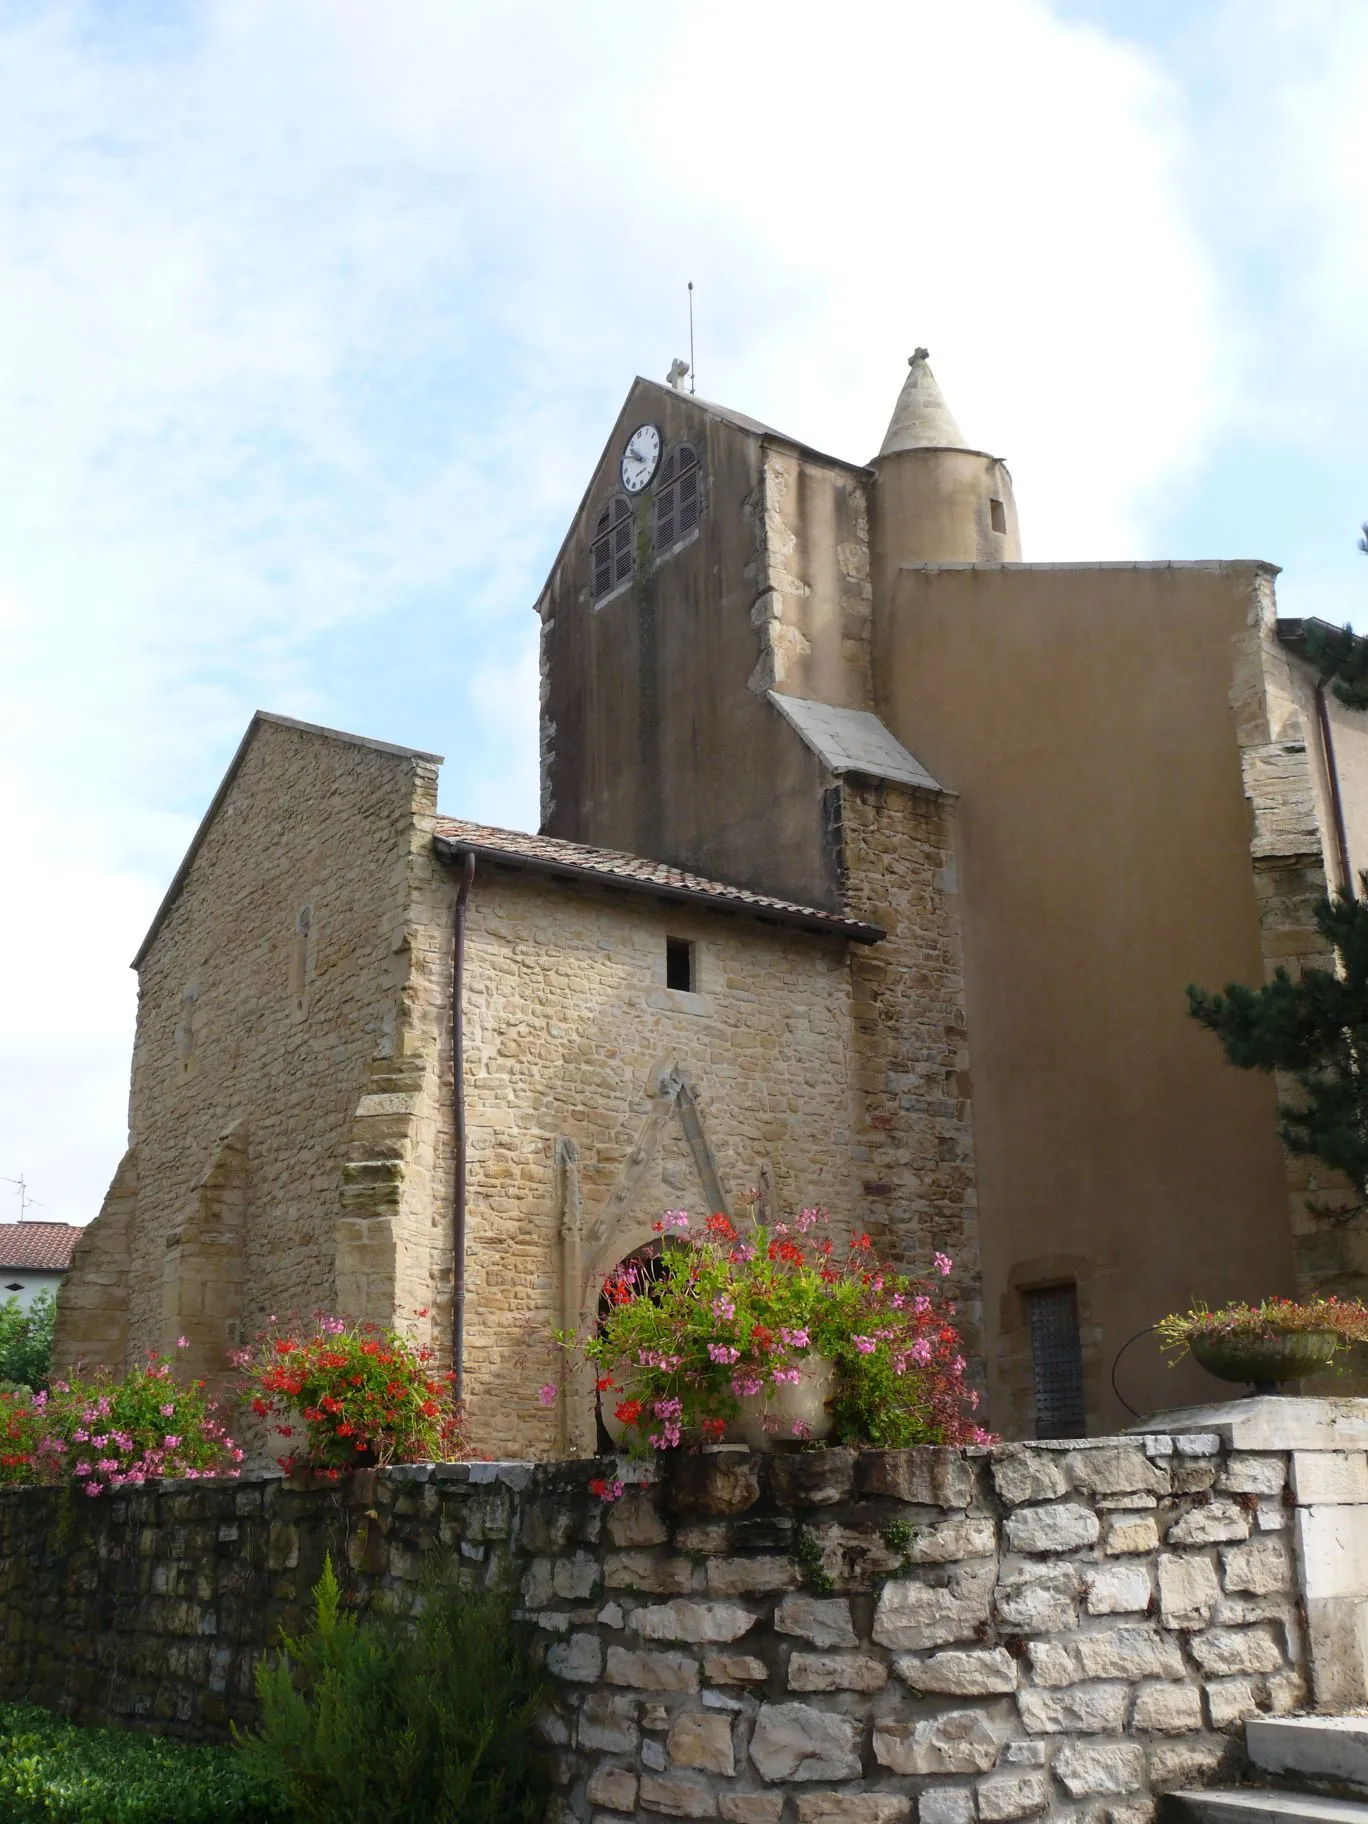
[877,348,968,457]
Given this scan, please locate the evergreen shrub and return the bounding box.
[235,1555,548,1824]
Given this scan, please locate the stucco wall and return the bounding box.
[876,562,1305,1436]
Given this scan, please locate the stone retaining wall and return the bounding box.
[2,1419,1364,1823]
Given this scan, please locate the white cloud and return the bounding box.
[0,0,1363,1223]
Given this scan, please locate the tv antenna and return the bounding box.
[688,281,696,394]
[1,1174,42,1221]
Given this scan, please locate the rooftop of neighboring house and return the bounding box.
[0,1221,81,1272]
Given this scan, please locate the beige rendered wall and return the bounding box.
[876,561,1304,1436]
[453,869,861,1459]
[110,718,439,1386]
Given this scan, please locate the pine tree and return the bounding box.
[1188,881,1368,1209]
[1305,522,1368,707]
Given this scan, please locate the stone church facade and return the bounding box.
[55,355,1368,1452]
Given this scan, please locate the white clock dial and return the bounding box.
[620,423,661,494]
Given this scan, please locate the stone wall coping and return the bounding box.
[1136,1398,1368,1453]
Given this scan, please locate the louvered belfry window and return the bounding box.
[1026,1283,1086,1439]
[654,442,702,555]
[591,495,634,601]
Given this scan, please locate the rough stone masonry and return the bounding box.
[6,1407,1368,1822]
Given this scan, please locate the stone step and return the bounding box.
[1247,1717,1368,1793]
[1162,1791,1368,1823]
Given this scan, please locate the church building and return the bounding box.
[54,353,1368,1453]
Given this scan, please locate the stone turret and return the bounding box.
[870,349,1022,573]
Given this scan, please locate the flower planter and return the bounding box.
[1189,1329,1341,1392]
[728,1355,838,1450]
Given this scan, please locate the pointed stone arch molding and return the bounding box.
[52,1146,136,1378]
[582,1063,728,1281]
[564,1064,731,1454]
[162,1120,248,1395]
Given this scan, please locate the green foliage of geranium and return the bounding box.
[233,1315,463,1473]
[235,1555,548,1824]
[1156,1294,1368,1359]
[0,1703,285,1823]
[0,1346,242,1493]
[572,1205,988,1451]
[0,1288,56,1391]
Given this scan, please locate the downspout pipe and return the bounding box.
[452,850,476,1400]
[1315,678,1354,897]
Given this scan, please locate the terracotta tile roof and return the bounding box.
[0,1221,81,1272]
[432,819,884,944]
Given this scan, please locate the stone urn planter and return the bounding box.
[1189,1330,1341,1393]
[601,1356,839,1451]
[728,1355,838,1450]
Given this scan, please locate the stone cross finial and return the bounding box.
[666,357,690,390]
[910,347,929,364]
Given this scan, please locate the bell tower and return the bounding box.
[869,348,1021,589]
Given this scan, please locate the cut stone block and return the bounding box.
[1158,1554,1220,1627]
[976,1771,1051,1820]
[1003,1503,1100,1554]
[1085,1562,1153,1614]
[1292,1451,1368,1506]
[787,1652,888,1692]
[1053,1741,1145,1797]
[894,1647,1017,1695]
[1166,1502,1251,1547]
[773,1594,857,1649]
[1247,1715,1368,1793]
[630,1600,759,1643]
[993,1563,1079,1634]
[872,1708,1001,1774]
[872,1561,995,1650]
[1017,1682,1128,1735]
[793,1798,912,1824]
[748,1703,862,1782]
[668,1710,735,1775]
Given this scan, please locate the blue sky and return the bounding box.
[1,0,1365,1226]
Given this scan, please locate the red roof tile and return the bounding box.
[432,819,884,943]
[0,1222,81,1272]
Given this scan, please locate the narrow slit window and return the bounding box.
[591,495,634,601]
[654,443,703,555]
[1026,1283,1086,1439]
[989,496,1007,535]
[665,937,694,992]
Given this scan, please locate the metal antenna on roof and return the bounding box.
[688,281,696,394]
[1,1174,41,1221]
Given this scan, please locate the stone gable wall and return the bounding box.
[55,720,440,1388]
[4,1428,1354,1823]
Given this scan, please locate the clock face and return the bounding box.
[620,423,661,494]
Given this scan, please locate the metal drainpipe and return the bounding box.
[1315,678,1354,896]
[451,850,476,1398]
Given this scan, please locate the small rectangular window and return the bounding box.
[1026,1283,1086,1439]
[665,937,694,992]
[989,497,1007,535]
